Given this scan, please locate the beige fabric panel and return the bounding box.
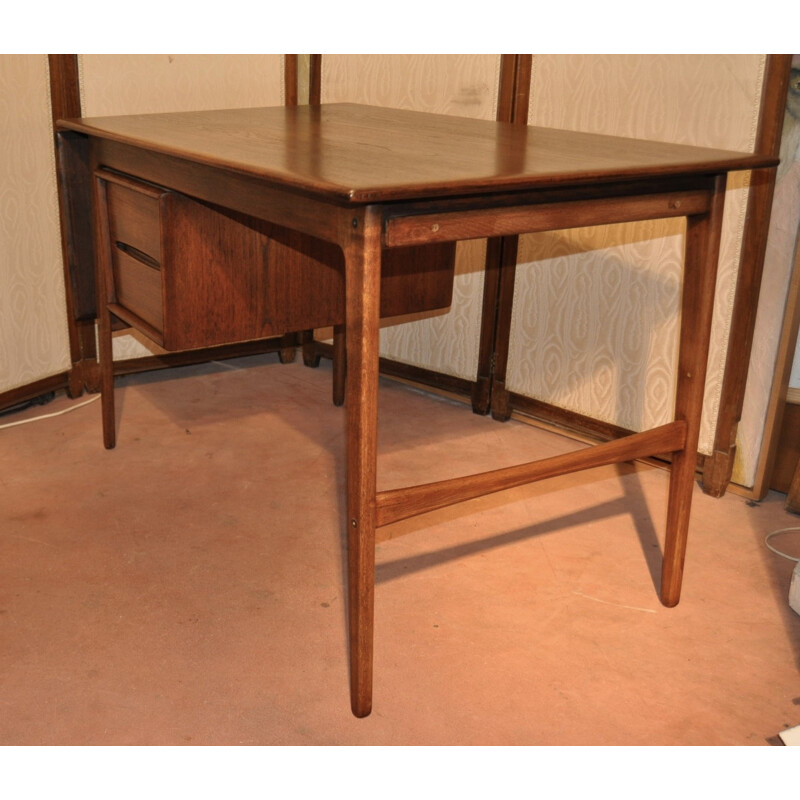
[0,55,71,394]
[321,54,502,381]
[507,55,765,460]
[79,54,285,362]
[79,54,284,116]
[321,54,500,119]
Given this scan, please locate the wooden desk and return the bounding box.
[56,104,775,717]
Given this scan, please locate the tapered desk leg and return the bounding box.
[98,305,116,450]
[662,176,727,606]
[93,173,116,450]
[343,207,381,717]
[332,324,346,407]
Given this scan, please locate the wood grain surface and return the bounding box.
[58,104,776,203]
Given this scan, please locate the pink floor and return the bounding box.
[1,354,799,745]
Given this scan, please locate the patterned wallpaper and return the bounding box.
[322,54,500,120]
[0,55,71,394]
[79,54,285,117]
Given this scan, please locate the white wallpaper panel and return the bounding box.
[509,222,684,432]
[528,55,762,150]
[321,54,501,379]
[322,54,500,120]
[507,55,765,461]
[0,55,71,394]
[79,54,286,362]
[79,54,284,117]
[379,239,487,380]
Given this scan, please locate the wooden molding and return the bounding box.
[0,372,71,415]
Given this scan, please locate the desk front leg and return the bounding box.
[343,207,382,718]
[662,175,727,606]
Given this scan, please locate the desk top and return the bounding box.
[58,103,776,204]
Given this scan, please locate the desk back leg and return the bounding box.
[332,324,346,407]
[98,306,116,450]
[92,172,117,450]
[662,176,727,606]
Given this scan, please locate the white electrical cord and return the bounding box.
[1,358,239,432]
[0,394,100,431]
[764,527,800,562]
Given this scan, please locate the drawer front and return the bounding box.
[112,249,164,332]
[99,171,166,337]
[105,179,162,263]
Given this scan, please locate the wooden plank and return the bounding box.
[384,189,712,247]
[376,421,687,528]
[91,139,351,247]
[57,104,775,206]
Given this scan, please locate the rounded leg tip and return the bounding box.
[660,590,681,608]
[351,703,372,719]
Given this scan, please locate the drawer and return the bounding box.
[97,168,457,352]
[98,171,167,341]
[105,177,162,264]
[112,248,164,332]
